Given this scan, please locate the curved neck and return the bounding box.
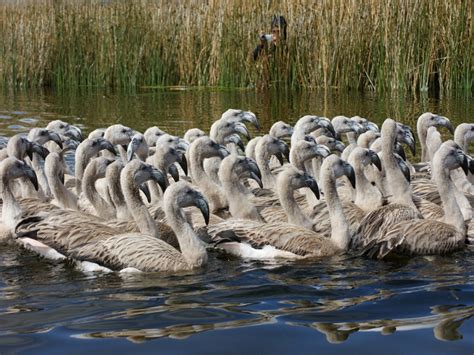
[220,169,261,221]
[278,182,313,229]
[321,170,350,250]
[382,128,416,209]
[256,145,275,189]
[74,145,93,195]
[350,160,381,211]
[164,201,207,268]
[31,153,51,198]
[82,168,114,219]
[121,171,158,238]
[189,147,223,207]
[417,121,428,162]
[46,156,78,210]
[107,166,131,220]
[0,176,22,230]
[291,127,305,146]
[433,159,465,233]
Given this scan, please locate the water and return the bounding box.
[0,88,473,354]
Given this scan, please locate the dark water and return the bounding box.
[0,88,473,354]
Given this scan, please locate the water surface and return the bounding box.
[0,88,473,354]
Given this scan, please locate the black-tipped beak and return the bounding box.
[227,135,245,152]
[315,145,331,158]
[439,117,454,134]
[321,120,336,138]
[369,150,382,171]
[365,121,379,133]
[177,139,189,153]
[457,152,469,176]
[249,171,263,188]
[99,139,116,155]
[399,160,411,183]
[48,131,63,149]
[234,122,250,140]
[31,143,50,159]
[218,145,230,159]
[139,183,151,203]
[246,114,260,131]
[127,140,138,162]
[469,158,474,174]
[25,142,34,161]
[178,153,188,176]
[152,168,167,192]
[404,132,416,156]
[195,195,210,225]
[169,164,180,182]
[24,164,38,191]
[245,158,262,180]
[279,141,290,162]
[335,141,345,153]
[304,175,320,200]
[345,163,356,189]
[275,152,284,166]
[395,143,406,161]
[65,126,83,142]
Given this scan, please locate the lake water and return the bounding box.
[0,88,473,354]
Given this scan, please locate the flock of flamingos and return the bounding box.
[0,109,472,273]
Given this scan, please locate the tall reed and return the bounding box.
[0,0,471,92]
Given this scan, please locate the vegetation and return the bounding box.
[0,0,472,92]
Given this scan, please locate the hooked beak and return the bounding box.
[48,131,63,149]
[278,140,290,163]
[30,142,50,160]
[233,122,250,140]
[350,121,364,134]
[225,134,245,152]
[455,151,469,176]
[394,143,406,161]
[368,150,382,171]
[126,139,140,162]
[275,152,284,166]
[99,139,116,155]
[218,145,230,159]
[178,153,188,176]
[334,140,345,153]
[304,174,320,200]
[344,162,356,189]
[365,121,379,133]
[396,156,411,183]
[245,158,262,180]
[65,126,83,142]
[177,139,189,153]
[437,116,455,135]
[315,145,331,158]
[168,164,179,182]
[23,163,38,191]
[320,119,336,138]
[249,171,263,188]
[241,111,260,131]
[151,167,167,192]
[194,193,210,225]
[243,157,263,188]
[139,183,151,203]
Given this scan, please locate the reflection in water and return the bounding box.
[294,305,473,344]
[0,88,472,352]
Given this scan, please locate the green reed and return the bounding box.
[0,0,471,92]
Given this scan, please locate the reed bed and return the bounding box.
[0,0,471,92]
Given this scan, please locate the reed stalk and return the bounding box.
[0,0,471,92]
